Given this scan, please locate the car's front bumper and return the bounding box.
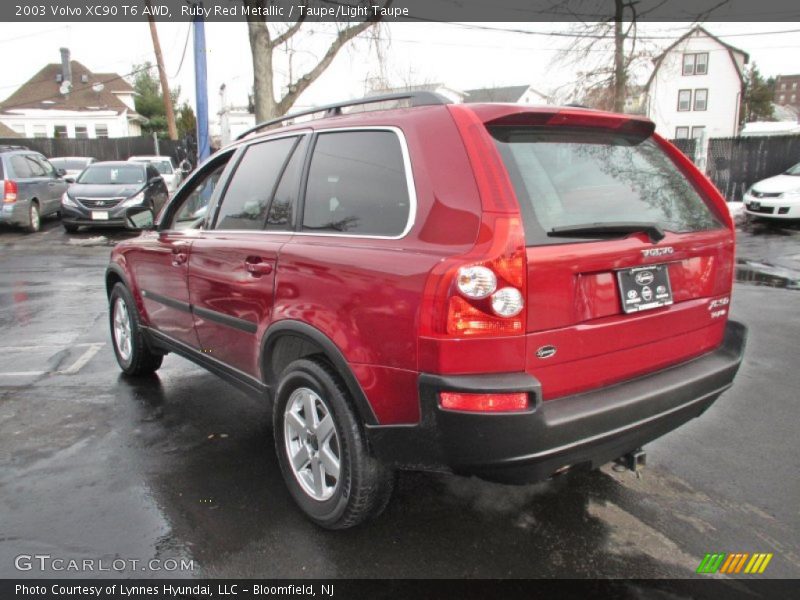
[367,320,747,483]
[61,203,129,228]
[743,193,800,219]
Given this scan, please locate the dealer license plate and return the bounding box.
[91,211,109,220]
[617,264,673,314]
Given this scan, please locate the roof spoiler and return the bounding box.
[484,108,656,141]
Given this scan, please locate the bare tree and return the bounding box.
[243,0,392,121]
[553,0,729,112]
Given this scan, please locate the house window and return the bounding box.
[11,124,26,136]
[675,127,690,139]
[74,126,88,139]
[54,125,68,139]
[793,82,797,90]
[95,124,109,138]
[678,90,692,111]
[792,94,797,104]
[779,94,786,103]
[32,124,47,138]
[691,126,706,140]
[682,53,709,76]
[694,89,708,111]
[781,83,787,91]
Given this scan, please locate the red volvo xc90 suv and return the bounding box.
[107,93,746,528]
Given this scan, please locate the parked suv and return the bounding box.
[0,146,68,232]
[107,94,746,529]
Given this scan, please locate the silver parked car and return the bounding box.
[0,146,68,233]
[49,156,97,180]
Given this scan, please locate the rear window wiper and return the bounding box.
[548,222,666,243]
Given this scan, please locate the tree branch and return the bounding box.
[277,1,392,113]
[273,16,307,47]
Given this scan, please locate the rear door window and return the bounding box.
[302,130,410,236]
[491,129,722,245]
[214,137,297,231]
[266,136,308,231]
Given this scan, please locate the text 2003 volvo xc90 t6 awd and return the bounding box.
[106,93,746,529]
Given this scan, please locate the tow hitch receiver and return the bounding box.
[614,448,647,476]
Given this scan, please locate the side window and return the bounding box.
[26,156,46,177]
[34,155,56,177]
[214,137,296,231]
[266,136,308,230]
[170,158,232,230]
[10,155,33,178]
[302,130,410,236]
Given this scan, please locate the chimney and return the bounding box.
[59,48,72,85]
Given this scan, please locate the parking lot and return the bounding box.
[0,217,798,579]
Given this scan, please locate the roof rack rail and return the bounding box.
[0,145,30,151]
[236,91,450,141]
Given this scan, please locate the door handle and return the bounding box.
[172,242,189,266]
[244,257,273,276]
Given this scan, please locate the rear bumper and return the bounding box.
[367,320,747,483]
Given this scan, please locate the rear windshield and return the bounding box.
[491,129,722,245]
[51,158,90,170]
[78,165,145,185]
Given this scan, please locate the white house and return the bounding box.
[464,85,552,105]
[644,27,748,145]
[0,48,145,139]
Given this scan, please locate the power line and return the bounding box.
[171,23,192,80]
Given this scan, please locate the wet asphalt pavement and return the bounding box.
[0,216,798,580]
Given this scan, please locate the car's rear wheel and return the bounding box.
[25,202,40,233]
[109,283,163,375]
[273,358,394,529]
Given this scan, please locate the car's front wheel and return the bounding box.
[109,283,163,376]
[273,358,394,529]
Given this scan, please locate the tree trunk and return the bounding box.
[247,21,278,122]
[613,0,627,113]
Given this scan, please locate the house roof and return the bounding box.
[0,121,20,137]
[464,85,532,103]
[0,60,136,115]
[644,26,750,92]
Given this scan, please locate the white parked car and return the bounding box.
[743,162,800,220]
[127,155,186,194]
[49,156,96,180]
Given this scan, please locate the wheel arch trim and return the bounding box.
[261,320,379,426]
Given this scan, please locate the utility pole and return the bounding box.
[146,0,178,140]
[194,4,210,162]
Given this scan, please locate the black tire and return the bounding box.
[273,358,394,529]
[63,223,80,233]
[109,283,163,376]
[25,202,41,233]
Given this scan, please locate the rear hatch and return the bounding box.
[489,114,734,400]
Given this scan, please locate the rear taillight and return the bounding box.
[3,180,18,203]
[421,214,527,337]
[440,391,529,412]
[420,106,527,338]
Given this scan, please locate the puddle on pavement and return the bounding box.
[736,259,800,290]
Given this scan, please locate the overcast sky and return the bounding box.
[1,21,798,118]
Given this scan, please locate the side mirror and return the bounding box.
[64,176,76,184]
[124,206,155,230]
[56,168,67,177]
